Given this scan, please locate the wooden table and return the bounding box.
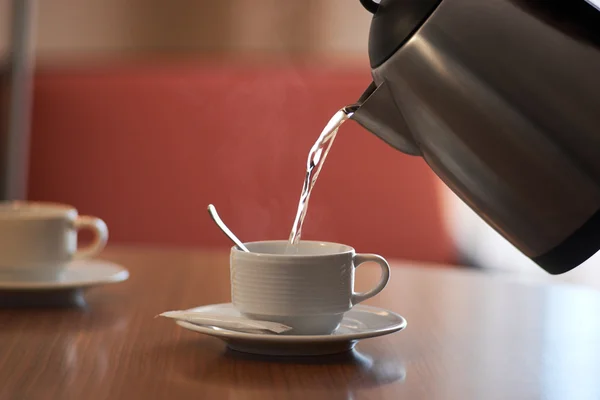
[2,246,600,400]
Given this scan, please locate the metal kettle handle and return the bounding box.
[359,0,379,14]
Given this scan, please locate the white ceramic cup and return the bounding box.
[0,201,109,282]
[230,240,391,335]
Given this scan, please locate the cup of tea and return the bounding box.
[230,240,390,335]
[0,201,109,282]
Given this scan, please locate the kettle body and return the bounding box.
[352,0,600,274]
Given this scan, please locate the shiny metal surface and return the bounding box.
[353,0,600,262]
[207,204,249,252]
[351,82,421,155]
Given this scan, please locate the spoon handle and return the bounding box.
[207,204,250,252]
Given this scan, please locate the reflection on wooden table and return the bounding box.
[1,245,600,399]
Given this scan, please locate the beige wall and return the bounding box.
[1,0,371,61]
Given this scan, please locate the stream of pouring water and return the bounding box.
[286,107,355,251]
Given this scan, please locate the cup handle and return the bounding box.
[351,253,391,306]
[73,216,109,259]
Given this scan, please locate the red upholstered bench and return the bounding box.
[27,60,456,264]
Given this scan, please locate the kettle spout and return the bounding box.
[348,81,421,156]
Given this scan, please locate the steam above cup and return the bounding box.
[0,201,109,282]
[230,240,390,335]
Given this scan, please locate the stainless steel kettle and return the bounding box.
[350,0,600,274]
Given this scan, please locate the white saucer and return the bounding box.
[0,260,129,290]
[175,303,407,356]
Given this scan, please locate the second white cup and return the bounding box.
[230,240,390,335]
[0,201,109,282]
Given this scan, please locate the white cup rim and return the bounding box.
[232,240,355,258]
[0,201,77,219]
